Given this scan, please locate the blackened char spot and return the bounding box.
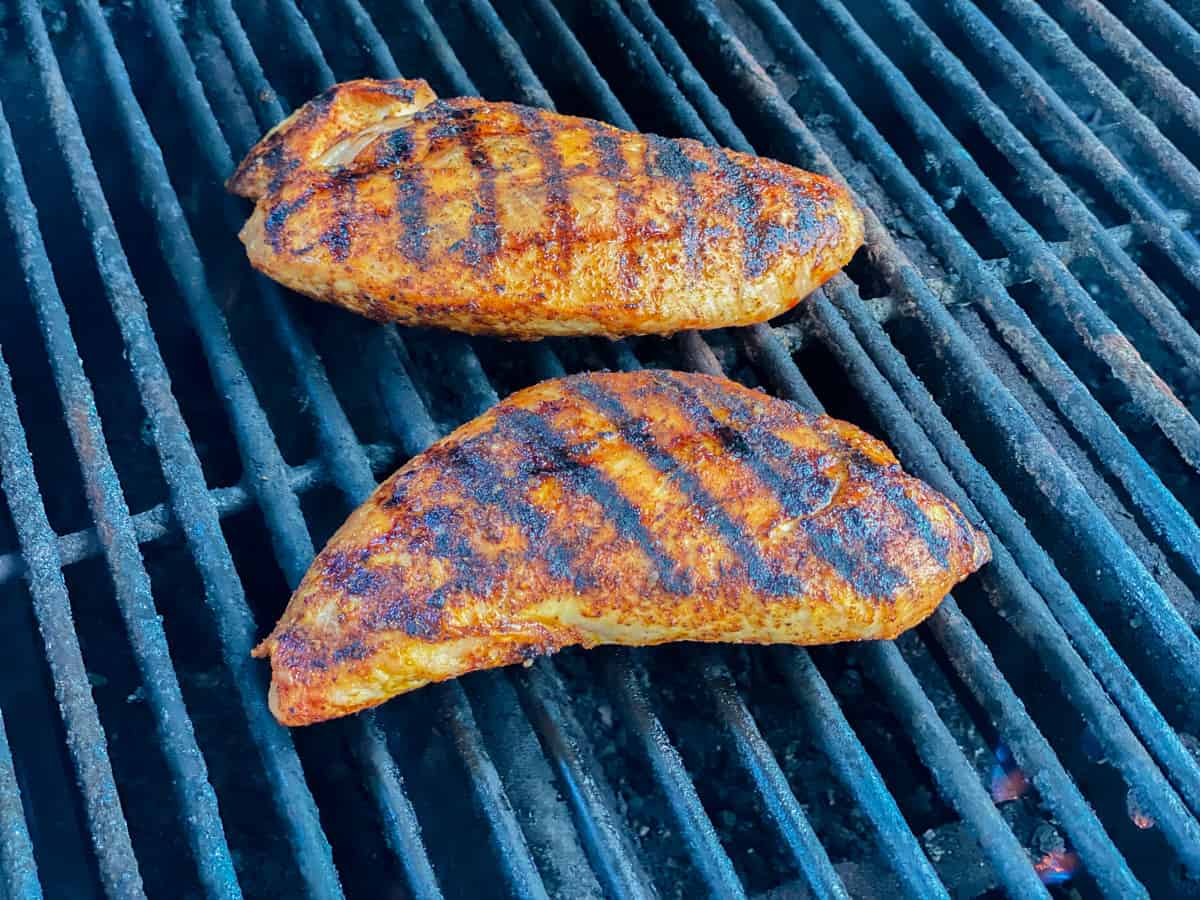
[590,128,626,178]
[319,178,355,261]
[378,82,417,102]
[264,189,315,253]
[377,129,415,167]
[391,128,428,263]
[331,640,370,663]
[345,569,382,596]
[499,405,693,594]
[851,455,950,569]
[518,107,573,275]
[655,373,837,519]
[438,440,580,586]
[588,123,639,294]
[569,379,799,596]
[457,114,500,272]
[648,135,705,274]
[715,150,767,279]
[416,504,475,560]
[807,507,908,599]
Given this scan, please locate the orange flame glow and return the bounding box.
[990,744,1030,803]
[1035,849,1081,885]
[1127,790,1156,830]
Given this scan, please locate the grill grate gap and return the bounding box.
[968,0,1199,214]
[2,0,1200,894]
[0,578,100,897]
[1038,0,1200,161]
[1003,277,1200,533]
[60,555,201,899]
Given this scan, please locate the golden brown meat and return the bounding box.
[254,370,990,726]
[228,78,864,339]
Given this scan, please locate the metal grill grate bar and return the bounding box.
[891,0,1200,390]
[817,284,1200,824]
[446,6,1099,895]
[731,0,1200,818]
[762,0,1200,561]
[0,343,141,895]
[4,0,1197,895]
[151,3,575,894]
[633,3,1195,897]
[514,662,656,899]
[0,675,42,898]
[818,0,1200,471]
[680,0,1200,704]
[989,0,1200,213]
[948,0,1200,290]
[605,657,749,900]
[1058,0,1200,135]
[0,442,401,586]
[5,2,240,884]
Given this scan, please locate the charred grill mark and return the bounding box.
[648,136,705,275]
[588,123,639,294]
[265,188,315,253]
[653,373,837,518]
[375,82,417,102]
[459,114,501,272]
[377,128,414,167]
[319,178,355,261]
[569,380,800,596]
[590,127,625,178]
[652,374,912,598]
[715,150,766,279]
[847,454,951,569]
[436,439,580,584]
[780,177,837,262]
[365,425,597,638]
[385,129,429,265]
[519,108,574,275]
[261,141,302,195]
[805,506,908,599]
[501,406,694,594]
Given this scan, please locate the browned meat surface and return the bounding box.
[228,78,864,339]
[253,370,990,726]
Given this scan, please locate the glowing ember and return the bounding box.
[1127,789,1156,830]
[990,744,1030,803]
[1035,849,1081,885]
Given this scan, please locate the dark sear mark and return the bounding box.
[319,178,355,261]
[849,454,951,569]
[676,374,916,595]
[647,135,705,275]
[714,149,767,279]
[265,188,316,253]
[518,107,574,275]
[261,141,302,195]
[569,379,801,596]
[653,372,838,518]
[588,122,640,295]
[384,128,429,265]
[662,373,912,596]
[360,408,627,635]
[376,81,417,102]
[457,112,501,272]
[500,405,695,594]
[429,439,582,586]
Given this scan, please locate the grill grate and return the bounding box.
[0,0,1198,897]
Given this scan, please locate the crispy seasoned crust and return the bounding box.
[226,77,438,200]
[254,370,990,726]
[230,78,864,339]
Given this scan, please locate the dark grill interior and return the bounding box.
[0,0,1198,897]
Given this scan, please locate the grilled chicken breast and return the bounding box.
[228,78,864,339]
[254,370,989,726]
